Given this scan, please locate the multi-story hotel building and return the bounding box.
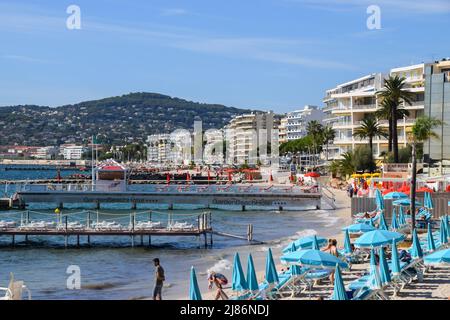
[424,58,450,175]
[278,117,288,144]
[227,112,279,165]
[323,63,426,160]
[286,105,324,141]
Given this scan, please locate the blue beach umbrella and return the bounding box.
[440,218,448,245]
[343,223,376,234]
[378,247,391,285]
[312,235,320,250]
[189,267,202,300]
[390,239,401,276]
[331,264,347,300]
[232,252,248,291]
[427,223,436,252]
[398,206,406,226]
[393,199,422,207]
[354,230,405,248]
[344,229,352,255]
[410,229,423,259]
[378,212,388,230]
[375,189,384,210]
[383,192,408,200]
[423,249,450,265]
[390,208,399,231]
[290,264,303,276]
[368,218,375,228]
[282,241,298,254]
[281,249,348,269]
[246,254,259,292]
[293,235,328,249]
[427,192,434,209]
[265,248,279,285]
[367,249,382,289]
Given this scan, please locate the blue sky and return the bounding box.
[0,0,449,113]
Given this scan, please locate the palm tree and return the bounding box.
[376,98,410,153]
[338,152,355,177]
[353,116,387,161]
[377,75,414,162]
[322,126,336,161]
[409,116,442,234]
[306,120,324,162]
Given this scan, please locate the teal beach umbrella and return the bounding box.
[378,212,388,230]
[410,229,423,259]
[375,189,384,210]
[354,230,405,248]
[440,218,448,245]
[398,206,406,226]
[312,235,320,250]
[293,235,327,249]
[232,252,248,291]
[390,208,399,231]
[367,249,382,289]
[246,254,259,292]
[390,239,401,276]
[343,223,376,234]
[189,267,202,300]
[383,191,408,200]
[331,264,347,300]
[344,229,352,255]
[281,249,348,269]
[427,223,436,252]
[393,199,422,207]
[282,241,297,254]
[424,248,450,265]
[265,248,279,284]
[290,264,303,276]
[379,247,391,285]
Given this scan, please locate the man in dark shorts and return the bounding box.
[153,258,165,300]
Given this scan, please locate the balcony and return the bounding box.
[352,104,377,110]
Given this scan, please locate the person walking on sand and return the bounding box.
[208,271,229,300]
[152,258,165,300]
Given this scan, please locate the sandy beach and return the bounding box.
[180,189,449,300]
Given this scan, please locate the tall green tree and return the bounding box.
[306,120,324,156]
[353,116,387,163]
[322,126,336,161]
[377,75,414,162]
[409,117,442,234]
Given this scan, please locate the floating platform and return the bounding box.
[12,183,322,211]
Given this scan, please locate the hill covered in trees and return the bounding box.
[0,92,256,146]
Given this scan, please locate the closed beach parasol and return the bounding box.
[265,248,279,285]
[378,212,388,230]
[390,208,399,231]
[375,189,385,211]
[312,235,320,250]
[354,230,405,248]
[282,241,298,254]
[410,229,423,259]
[427,223,436,252]
[246,254,259,292]
[390,239,401,276]
[331,264,348,300]
[189,266,202,300]
[343,229,352,255]
[440,218,448,245]
[231,252,248,292]
[379,247,391,285]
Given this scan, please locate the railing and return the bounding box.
[18,183,321,195]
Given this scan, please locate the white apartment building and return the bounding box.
[227,112,278,165]
[60,144,85,160]
[278,117,288,144]
[285,105,324,141]
[323,63,425,160]
[32,146,58,160]
[146,134,172,163]
[203,129,224,164]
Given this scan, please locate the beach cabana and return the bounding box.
[231,253,248,292]
[189,267,202,300]
[354,230,405,248]
[331,264,348,300]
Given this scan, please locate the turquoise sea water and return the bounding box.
[0,165,341,299]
